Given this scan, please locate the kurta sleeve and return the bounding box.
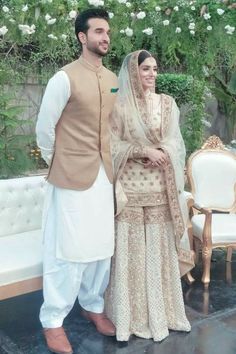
[129,145,147,159]
[36,70,71,165]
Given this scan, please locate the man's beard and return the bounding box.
[87,42,109,57]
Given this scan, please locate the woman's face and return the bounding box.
[138,57,157,92]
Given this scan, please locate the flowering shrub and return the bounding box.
[0,0,235,172]
[0,0,235,77]
[157,73,205,154]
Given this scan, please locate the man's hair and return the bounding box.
[75,8,109,41]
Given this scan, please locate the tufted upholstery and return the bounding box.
[0,176,46,237]
[0,176,46,297]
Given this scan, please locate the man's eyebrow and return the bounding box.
[94,27,111,32]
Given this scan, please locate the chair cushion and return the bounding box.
[190,151,236,209]
[192,214,236,243]
[0,230,43,286]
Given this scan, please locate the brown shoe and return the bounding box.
[43,327,73,354]
[81,309,116,336]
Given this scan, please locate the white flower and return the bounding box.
[88,0,104,6]
[203,13,211,20]
[120,29,125,33]
[9,18,15,23]
[163,20,170,26]
[126,2,131,7]
[137,11,146,19]
[207,25,212,31]
[47,18,57,25]
[117,0,127,3]
[108,12,114,19]
[191,6,195,10]
[142,27,153,35]
[22,4,28,12]
[188,22,195,30]
[173,6,179,11]
[190,30,195,35]
[202,66,210,77]
[68,0,78,5]
[225,25,235,35]
[61,34,67,40]
[48,33,58,40]
[18,24,36,35]
[155,6,161,12]
[125,27,133,37]
[175,27,181,33]
[2,6,9,13]
[0,25,8,36]
[217,8,225,15]
[69,10,77,19]
[130,12,135,18]
[45,14,51,21]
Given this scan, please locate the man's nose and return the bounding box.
[103,32,110,42]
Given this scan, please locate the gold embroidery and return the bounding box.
[161,94,172,139]
[116,207,144,224]
[116,205,172,224]
[126,191,168,206]
[106,204,191,341]
[144,205,172,223]
[164,158,185,240]
[131,145,146,159]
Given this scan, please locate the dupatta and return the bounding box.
[110,50,194,275]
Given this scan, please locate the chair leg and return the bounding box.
[193,237,201,264]
[201,246,212,288]
[226,247,233,262]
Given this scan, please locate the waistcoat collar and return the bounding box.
[78,56,103,73]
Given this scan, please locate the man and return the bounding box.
[36,9,118,354]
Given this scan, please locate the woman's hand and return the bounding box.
[145,147,167,167]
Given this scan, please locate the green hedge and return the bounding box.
[157,73,205,155]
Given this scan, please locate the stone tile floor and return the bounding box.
[0,250,236,354]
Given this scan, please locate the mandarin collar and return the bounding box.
[78,56,103,73]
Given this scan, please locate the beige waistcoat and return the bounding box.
[47,56,118,190]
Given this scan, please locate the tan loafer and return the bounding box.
[43,327,73,354]
[81,309,116,336]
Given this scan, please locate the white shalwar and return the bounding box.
[36,71,114,328]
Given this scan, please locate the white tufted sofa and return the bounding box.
[0,175,46,300]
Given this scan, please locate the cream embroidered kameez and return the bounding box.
[105,50,194,342]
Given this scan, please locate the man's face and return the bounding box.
[82,18,111,57]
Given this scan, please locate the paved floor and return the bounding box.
[0,250,236,354]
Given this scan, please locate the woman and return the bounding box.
[105,50,194,342]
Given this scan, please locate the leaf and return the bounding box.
[228,71,236,95]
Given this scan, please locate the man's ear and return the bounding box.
[78,32,86,45]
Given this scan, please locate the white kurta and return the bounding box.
[36,71,114,262]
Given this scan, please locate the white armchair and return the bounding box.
[186,136,236,287]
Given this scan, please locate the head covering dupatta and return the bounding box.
[110,50,194,275]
